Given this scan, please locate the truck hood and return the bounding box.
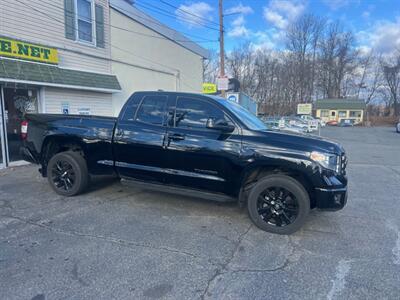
[245,129,344,155]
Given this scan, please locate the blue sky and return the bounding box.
[135,0,400,55]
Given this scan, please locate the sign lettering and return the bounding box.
[0,37,58,64]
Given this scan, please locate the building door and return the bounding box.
[3,88,38,162]
[329,110,337,121]
[0,88,6,169]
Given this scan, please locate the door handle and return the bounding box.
[167,133,185,141]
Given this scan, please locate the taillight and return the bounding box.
[21,120,28,140]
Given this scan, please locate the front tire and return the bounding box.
[247,174,310,234]
[47,151,89,196]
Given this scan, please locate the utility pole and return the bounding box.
[219,0,225,97]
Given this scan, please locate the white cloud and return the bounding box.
[175,2,214,28]
[250,29,285,51]
[362,11,370,19]
[226,4,254,39]
[225,3,253,15]
[357,17,400,55]
[322,0,350,10]
[228,26,250,38]
[228,16,250,38]
[263,0,306,29]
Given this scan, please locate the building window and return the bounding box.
[349,110,362,118]
[76,0,94,43]
[320,110,329,117]
[338,111,347,118]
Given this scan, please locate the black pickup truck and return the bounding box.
[20,91,347,234]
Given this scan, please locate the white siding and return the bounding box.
[110,9,203,115]
[0,0,111,73]
[44,87,113,116]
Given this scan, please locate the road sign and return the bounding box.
[217,76,229,91]
[297,103,312,115]
[202,83,217,94]
[226,92,239,103]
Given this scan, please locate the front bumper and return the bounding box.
[315,187,347,210]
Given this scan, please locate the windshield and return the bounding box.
[213,97,267,130]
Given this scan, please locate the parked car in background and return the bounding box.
[20,91,348,235]
[339,119,355,127]
[284,116,316,133]
[298,115,321,129]
[263,117,307,134]
[396,121,400,133]
[326,120,339,126]
[315,117,326,127]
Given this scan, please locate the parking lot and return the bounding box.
[1,126,399,299]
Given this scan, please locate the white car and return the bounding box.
[299,115,323,129]
[396,122,400,133]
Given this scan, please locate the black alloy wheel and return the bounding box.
[47,151,88,196]
[247,174,310,234]
[51,159,76,192]
[257,187,299,227]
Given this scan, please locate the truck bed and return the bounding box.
[23,113,117,175]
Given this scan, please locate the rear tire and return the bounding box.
[247,174,310,234]
[47,151,89,196]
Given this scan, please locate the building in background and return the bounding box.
[315,99,366,124]
[110,0,208,114]
[0,0,207,168]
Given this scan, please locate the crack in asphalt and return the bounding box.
[200,224,253,300]
[3,214,220,266]
[200,227,297,299]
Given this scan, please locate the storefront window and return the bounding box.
[320,110,329,117]
[77,0,93,43]
[349,110,362,118]
[338,111,347,118]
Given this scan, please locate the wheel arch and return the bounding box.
[40,135,87,176]
[238,162,316,208]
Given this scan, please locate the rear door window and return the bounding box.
[135,95,168,126]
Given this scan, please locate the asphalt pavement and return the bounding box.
[1,126,399,299]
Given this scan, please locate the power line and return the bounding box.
[12,0,218,43]
[134,1,220,32]
[159,0,221,27]
[11,0,203,91]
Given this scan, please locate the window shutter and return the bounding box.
[64,0,76,40]
[95,4,105,48]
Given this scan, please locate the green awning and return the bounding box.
[315,99,366,110]
[0,58,121,93]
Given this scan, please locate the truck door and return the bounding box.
[113,93,171,182]
[163,95,242,196]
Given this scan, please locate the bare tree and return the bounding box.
[285,14,325,103]
[317,22,357,98]
[381,54,400,116]
[203,50,219,83]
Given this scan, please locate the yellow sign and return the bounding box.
[297,103,312,115]
[0,37,58,64]
[202,83,217,94]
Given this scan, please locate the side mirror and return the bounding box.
[206,118,235,133]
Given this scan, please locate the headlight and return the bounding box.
[310,151,339,172]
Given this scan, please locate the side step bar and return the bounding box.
[120,178,236,203]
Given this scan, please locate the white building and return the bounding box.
[0,0,207,168]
